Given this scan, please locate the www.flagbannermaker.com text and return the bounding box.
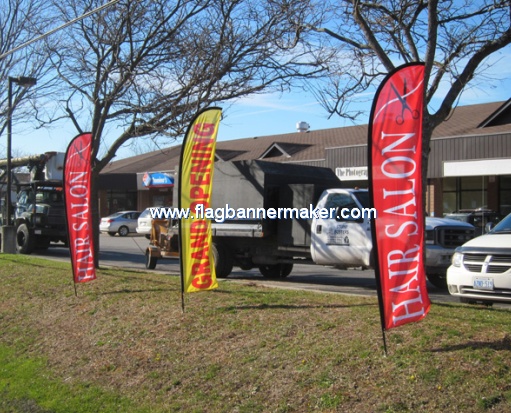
[149,205,377,223]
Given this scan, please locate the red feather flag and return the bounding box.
[64,132,96,284]
[368,63,430,332]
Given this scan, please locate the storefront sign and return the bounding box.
[142,172,174,188]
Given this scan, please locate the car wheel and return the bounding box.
[16,223,35,254]
[118,226,129,237]
[259,263,293,278]
[108,232,116,236]
[145,250,157,269]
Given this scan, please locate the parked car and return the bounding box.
[99,211,141,236]
[136,207,154,239]
[424,216,475,288]
[447,212,511,305]
[444,208,502,236]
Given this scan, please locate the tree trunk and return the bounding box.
[421,118,434,214]
[90,168,101,268]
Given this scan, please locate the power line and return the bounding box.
[0,0,122,60]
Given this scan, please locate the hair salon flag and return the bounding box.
[178,107,222,297]
[368,63,430,331]
[63,132,96,284]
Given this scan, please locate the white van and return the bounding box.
[447,212,511,304]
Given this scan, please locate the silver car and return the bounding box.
[99,210,141,236]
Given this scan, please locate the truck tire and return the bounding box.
[16,223,36,254]
[145,250,157,269]
[118,226,129,237]
[426,273,447,289]
[212,242,233,278]
[259,263,293,278]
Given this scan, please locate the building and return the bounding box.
[99,100,511,218]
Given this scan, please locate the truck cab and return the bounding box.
[311,188,475,288]
[15,180,67,253]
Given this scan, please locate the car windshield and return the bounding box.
[35,190,63,204]
[490,213,511,233]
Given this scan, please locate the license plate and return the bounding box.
[34,229,42,235]
[473,277,494,291]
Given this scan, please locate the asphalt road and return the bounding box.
[30,233,462,305]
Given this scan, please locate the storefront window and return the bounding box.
[442,177,457,213]
[443,192,457,214]
[442,176,488,213]
[460,177,488,210]
[106,190,137,214]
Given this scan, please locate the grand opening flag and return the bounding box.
[63,132,96,284]
[178,107,222,296]
[368,63,430,331]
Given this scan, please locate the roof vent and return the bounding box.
[296,121,310,133]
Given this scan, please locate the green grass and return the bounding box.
[0,345,151,413]
[1,254,511,412]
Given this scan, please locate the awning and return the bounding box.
[443,158,511,177]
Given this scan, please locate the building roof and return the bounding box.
[101,100,511,175]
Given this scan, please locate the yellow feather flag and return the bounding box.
[178,107,221,294]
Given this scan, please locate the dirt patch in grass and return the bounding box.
[2,255,511,412]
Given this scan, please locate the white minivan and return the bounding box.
[447,212,511,304]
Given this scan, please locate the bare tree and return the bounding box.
[0,0,56,153]
[41,0,328,164]
[302,0,511,176]
[38,0,329,264]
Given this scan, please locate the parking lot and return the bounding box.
[26,233,473,305]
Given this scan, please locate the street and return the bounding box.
[29,233,463,305]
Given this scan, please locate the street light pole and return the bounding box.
[6,77,14,227]
[2,76,37,253]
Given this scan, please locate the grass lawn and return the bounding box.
[1,254,511,412]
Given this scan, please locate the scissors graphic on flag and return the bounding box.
[390,80,419,125]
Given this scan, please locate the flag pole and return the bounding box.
[177,165,186,313]
[374,261,388,356]
[369,203,388,356]
[367,72,390,356]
